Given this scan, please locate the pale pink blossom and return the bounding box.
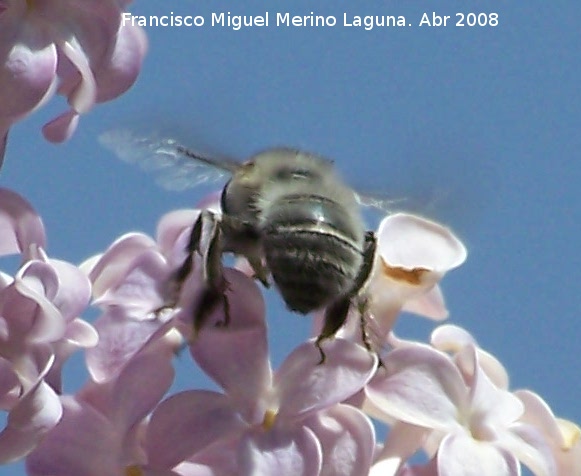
[315,213,467,355]
[366,213,467,336]
[366,327,557,476]
[84,209,198,382]
[26,341,176,476]
[0,351,61,463]
[141,271,378,476]
[0,187,97,460]
[0,0,147,163]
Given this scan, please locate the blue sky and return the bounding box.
[1,0,579,474]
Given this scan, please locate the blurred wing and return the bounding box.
[98,129,239,191]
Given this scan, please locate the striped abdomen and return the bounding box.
[260,193,364,314]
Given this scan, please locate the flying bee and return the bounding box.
[100,130,391,362]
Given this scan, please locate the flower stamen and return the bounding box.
[125,465,143,476]
[262,409,277,430]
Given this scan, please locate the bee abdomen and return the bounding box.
[263,227,363,314]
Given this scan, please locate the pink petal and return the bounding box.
[62,318,99,348]
[0,358,20,408]
[402,285,448,320]
[94,249,170,315]
[111,350,174,431]
[438,433,520,476]
[183,434,244,475]
[430,325,477,351]
[460,346,523,435]
[514,390,563,446]
[497,424,557,476]
[431,325,509,390]
[189,269,271,420]
[146,390,245,469]
[156,210,199,266]
[0,379,62,463]
[26,396,121,476]
[56,39,96,113]
[370,421,430,476]
[41,109,79,142]
[0,26,57,121]
[89,232,157,297]
[397,458,439,476]
[4,262,66,344]
[306,404,375,476]
[275,339,377,421]
[365,344,467,431]
[85,308,163,382]
[0,188,46,256]
[377,213,467,274]
[512,389,580,474]
[239,425,322,476]
[94,23,147,102]
[48,259,91,320]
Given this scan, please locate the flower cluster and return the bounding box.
[0,0,147,163]
[0,187,575,475]
[365,325,581,475]
[0,189,97,463]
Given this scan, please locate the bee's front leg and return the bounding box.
[191,211,230,334]
[159,210,230,335]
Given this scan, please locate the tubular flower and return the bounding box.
[141,270,378,476]
[0,188,97,461]
[313,213,467,354]
[26,340,177,476]
[83,208,200,383]
[0,0,147,163]
[365,325,559,476]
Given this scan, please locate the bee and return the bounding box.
[100,131,387,362]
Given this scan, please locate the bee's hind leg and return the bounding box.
[316,296,352,364]
[315,231,377,364]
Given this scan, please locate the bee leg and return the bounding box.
[152,212,206,317]
[193,212,231,335]
[352,231,378,354]
[316,296,352,364]
[246,255,269,288]
[314,231,378,364]
[356,295,373,354]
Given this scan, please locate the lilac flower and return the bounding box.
[0,188,97,461]
[365,213,467,336]
[26,338,177,476]
[140,268,378,475]
[515,390,581,475]
[0,0,147,163]
[313,213,467,353]
[365,325,558,476]
[84,209,199,382]
[0,351,61,463]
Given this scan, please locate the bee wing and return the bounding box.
[98,130,240,191]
